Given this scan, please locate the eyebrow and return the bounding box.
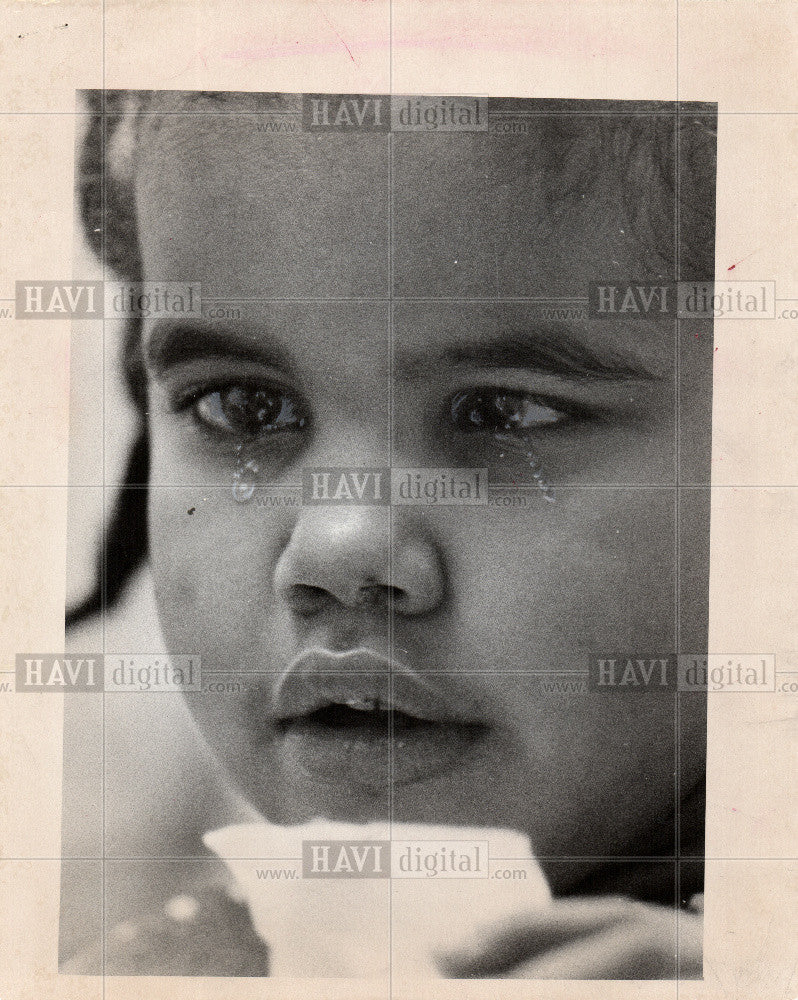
[146,319,659,385]
[396,326,659,383]
[145,322,297,378]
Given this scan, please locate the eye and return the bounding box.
[190,384,308,438]
[449,389,566,434]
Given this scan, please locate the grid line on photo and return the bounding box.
[388,48,396,995]
[8,854,774,861]
[100,54,108,996]
[4,109,798,115]
[10,482,798,487]
[675,35,684,995]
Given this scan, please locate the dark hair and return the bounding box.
[67,91,717,625]
[66,91,149,626]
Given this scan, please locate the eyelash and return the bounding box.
[174,381,309,440]
[448,389,585,436]
[173,381,591,446]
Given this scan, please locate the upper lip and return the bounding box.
[272,646,477,725]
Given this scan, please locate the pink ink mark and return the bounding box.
[726,251,760,270]
[727,219,796,271]
[312,0,357,64]
[727,249,762,270]
[222,25,634,63]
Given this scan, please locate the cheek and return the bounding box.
[437,495,692,853]
[149,490,215,656]
[147,478,288,663]
[451,489,676,662]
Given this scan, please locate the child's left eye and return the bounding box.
[449,389,568,434]
[189,384,308,438]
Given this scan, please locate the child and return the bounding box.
[64,90,716,979]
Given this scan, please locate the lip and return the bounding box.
[270,646,488,789]
[272,647,477,724]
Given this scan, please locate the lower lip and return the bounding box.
[275,711,487,789]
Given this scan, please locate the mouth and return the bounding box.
[270,648,489,789]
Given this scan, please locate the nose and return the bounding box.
[273,507,444,618]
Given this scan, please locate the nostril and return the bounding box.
[286,584,332,616]
[283,582,408,616]
[356,584,404,609]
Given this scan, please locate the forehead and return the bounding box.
[133,110,674,300]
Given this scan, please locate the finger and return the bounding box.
[502,921,698,980]
[434,896,639,977]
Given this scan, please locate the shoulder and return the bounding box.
[61,884,270,976]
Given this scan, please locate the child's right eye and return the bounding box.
[185,384,309,439]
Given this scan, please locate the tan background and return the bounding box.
[1,1,797,998]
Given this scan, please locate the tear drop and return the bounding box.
[232,478,256,503]
[232,452,260,503]
[492,431,556,503]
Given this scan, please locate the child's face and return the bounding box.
[138,113,708,891]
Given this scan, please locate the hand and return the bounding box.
[434,896,702,979]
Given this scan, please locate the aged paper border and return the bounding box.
[0,2,796,998]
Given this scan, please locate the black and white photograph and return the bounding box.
[60,90,715,981]
[0,5,796,1000]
